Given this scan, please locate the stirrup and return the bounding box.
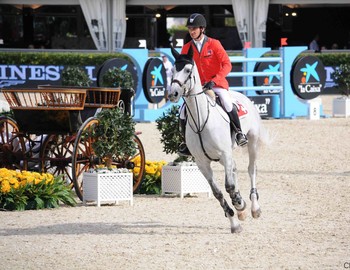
[236,133,248,147]
[178,143,191,156]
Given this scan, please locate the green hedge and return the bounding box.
[0,50,349,66]
[263,51,350,66]
[0,51,131,66]
[309,52,350,66]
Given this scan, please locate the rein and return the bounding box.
[172,63,219,162]
[184,96,220,162]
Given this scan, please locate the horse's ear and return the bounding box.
[171,46,179,60]
[187,45,193,59]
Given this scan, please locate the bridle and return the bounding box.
[171,63,195,98]
[171,60,211,98]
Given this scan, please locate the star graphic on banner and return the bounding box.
[300,62,320,82]
[151,64,164,85]
[263,63,280,84]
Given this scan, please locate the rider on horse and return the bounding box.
[178,13,248,156]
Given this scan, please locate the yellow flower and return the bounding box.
[9,178,19,189]
[1,180,11,193]
[26,176,35,183]
[145,165,156,175]
[133,167,140,175]
[131,156,140,165]
[20,180,27,186]
[12,181,19,189]
[34,178,44,185]
[31,172,42,179]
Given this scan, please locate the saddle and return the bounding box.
[204,90,248,136]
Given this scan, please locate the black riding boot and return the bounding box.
[228,106,248,147]
[178,119,191,156]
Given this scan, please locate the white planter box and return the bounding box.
[333,97,350,117]
[161,165,211,199]
[307,98,321,120]
[83,172,133,207]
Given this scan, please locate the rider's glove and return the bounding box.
[203,81,215,90]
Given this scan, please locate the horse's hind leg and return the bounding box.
[197,162,242,233]
[247,138,261,218]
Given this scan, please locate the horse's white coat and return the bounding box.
[168,47,267,233]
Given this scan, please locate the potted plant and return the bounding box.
[61,66,92,87]
[155,105,193,165]
[100,67,135,115]
[61,65,95,123]
[331,63,350,117]
[90,107,136,169]
[82,107,136,206]
[155,105,211,198]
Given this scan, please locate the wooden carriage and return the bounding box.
[0,87,145,201]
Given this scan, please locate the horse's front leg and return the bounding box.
[223,157,247,221]
[196,161,242,233]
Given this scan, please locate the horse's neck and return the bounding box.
[185,85,210,128]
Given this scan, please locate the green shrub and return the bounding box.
[0,51,130,66]
[88,107,136,168]
[331,63,350,96]
[100,67,134,89]
[155,105,193,163]
[61,66,92,87]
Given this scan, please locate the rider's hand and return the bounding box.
[203,81,215,90]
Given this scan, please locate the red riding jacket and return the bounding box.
[181,36,232,90]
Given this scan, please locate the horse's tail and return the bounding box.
[258,121,274,147]
[249,101,274,147]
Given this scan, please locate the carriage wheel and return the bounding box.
[0,116,27,171]
[40,134,75,186]
[72,117,99,201]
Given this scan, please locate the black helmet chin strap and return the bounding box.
[195,28,204,40]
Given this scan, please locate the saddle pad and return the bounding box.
[233,100,249,118]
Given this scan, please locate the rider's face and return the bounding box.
[188,27,202,41]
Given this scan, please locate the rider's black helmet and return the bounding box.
[186,13,206,28]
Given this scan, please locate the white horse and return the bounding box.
[168,46,269,233]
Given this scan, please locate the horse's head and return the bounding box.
[168,46,195,102]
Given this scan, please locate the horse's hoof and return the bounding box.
[237,210,247,221]
[252,208,262,219]
[231,224,243,234]
[234,199,247,212]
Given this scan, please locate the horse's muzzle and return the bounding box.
[167,91,178,102]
